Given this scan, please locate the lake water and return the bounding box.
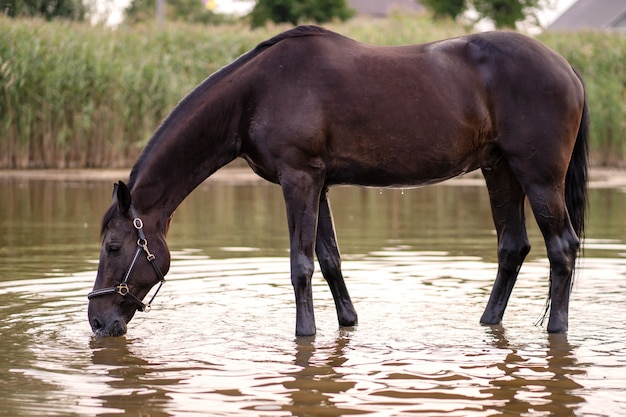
[1,170,625,416]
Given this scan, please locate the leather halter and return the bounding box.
[87,206,166,312]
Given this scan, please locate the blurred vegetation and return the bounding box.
[0,14,624,168]
[0,0,89,20]
[471,0,545,29]
[249,0,353,28]
[538,30,626,166]
[125,0,237,24]
[414,0,552,29]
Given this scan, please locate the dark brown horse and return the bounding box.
[88,26,588,337]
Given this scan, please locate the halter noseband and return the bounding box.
[87,206,166,312]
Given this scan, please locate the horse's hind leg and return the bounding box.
[316,188,358,327]
[525,184,579,333]
[480,160,531,325]
[500,148,580,333]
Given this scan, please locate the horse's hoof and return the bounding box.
[338,313,358,327]
[479,311,502,325]
[547,323,568,333]
[295,323,316,337]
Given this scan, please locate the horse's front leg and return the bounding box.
[281,170,324,336]
[316,188,358,327]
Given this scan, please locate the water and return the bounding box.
[1,170,626,416]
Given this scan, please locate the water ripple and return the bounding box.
[0,250,625,416]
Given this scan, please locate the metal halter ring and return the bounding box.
[117,283,130,296]
[87,205,166,312]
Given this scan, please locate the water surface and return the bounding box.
[0,173,625,416]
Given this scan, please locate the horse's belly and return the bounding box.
[326,149,485,188]
[325,131,493,188]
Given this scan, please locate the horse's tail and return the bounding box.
[565,68,589,243]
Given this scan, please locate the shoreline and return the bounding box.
[0,167,265,185]
[1,167,625,189]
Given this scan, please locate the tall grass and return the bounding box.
[1,15,624,168]
[539,31,626,166]
[0,19,276,168]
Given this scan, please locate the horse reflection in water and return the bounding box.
[87,26,589,337]
[482,327,586,414]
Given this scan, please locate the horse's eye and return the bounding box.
[107,244,122,255]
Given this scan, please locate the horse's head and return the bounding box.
[88,181,170,337]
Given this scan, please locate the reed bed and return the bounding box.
[539,31,626,166]
[1,15,624,168]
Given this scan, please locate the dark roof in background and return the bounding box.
[549,0,626,30]
[348,0,424,17]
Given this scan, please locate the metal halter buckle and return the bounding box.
[87,205,166,312]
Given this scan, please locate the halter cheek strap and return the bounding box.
[87,206,166,312]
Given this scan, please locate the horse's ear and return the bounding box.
[115,181,132,215]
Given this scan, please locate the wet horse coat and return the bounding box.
[88,26,588,337]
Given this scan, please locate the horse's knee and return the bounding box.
[292,252,314,277]
[547,242,576,305]
[291,273,313,298]
[547,233,579,276]
[290,254,315,304]
[318,254,341,279]
[498,240,531,267]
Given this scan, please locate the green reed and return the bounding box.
[1,16,624,168]
[539,30,626,166]
[0,19,273,168]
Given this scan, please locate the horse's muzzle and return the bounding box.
[88,306,128,337]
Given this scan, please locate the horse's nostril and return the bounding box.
[92,318,103,330]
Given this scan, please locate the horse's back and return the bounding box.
[244,30,490,185]
[240,28,584,187]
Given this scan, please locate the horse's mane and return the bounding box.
[127,25,332,189]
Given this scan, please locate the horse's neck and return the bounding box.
[130,99,240,218]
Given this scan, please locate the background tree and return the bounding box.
[420,0,465,20]
[421,0,550,29]
[300,0,354,24]
[249,0,298,26]
[472,0,542,28]
[249,0,354,28]
[0,0,88,20]
[125,0,228,24]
